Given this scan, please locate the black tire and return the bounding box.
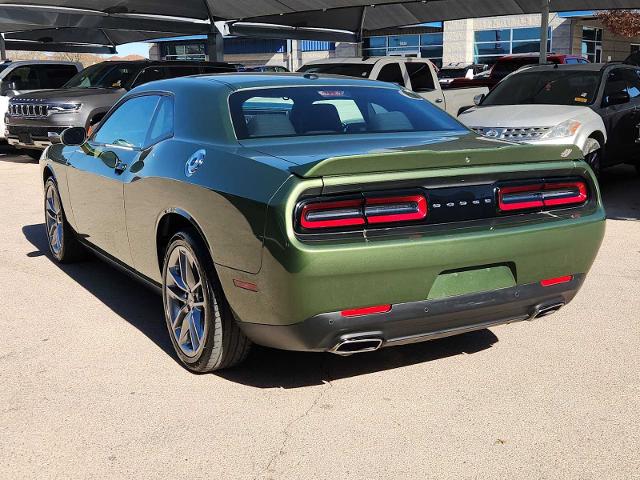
[43,177,85,263]
[162,230,251,372]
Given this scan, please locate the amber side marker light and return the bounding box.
[540,275,573,287]
[233,279,259,292]
[341,304,392,317]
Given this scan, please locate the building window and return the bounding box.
[161,42,206,61]
[474,27,552,64]
[363,32,443,67]
[582,27,603,63]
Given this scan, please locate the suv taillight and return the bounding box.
[298,194,427,231]
[498,181,587,212]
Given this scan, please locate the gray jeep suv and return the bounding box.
[6,60,234,152]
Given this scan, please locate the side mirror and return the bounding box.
[60,126,87,146]
[473,93,485,106]
[604,91,630,107]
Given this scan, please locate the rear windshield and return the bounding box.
[229,86,466,140]
[298,63,374,79]
[482,70,601,106]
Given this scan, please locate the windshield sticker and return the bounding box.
[574,97,589,103]
[318,90,346,97]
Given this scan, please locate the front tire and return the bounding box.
[162,231,251,372]
[44,178,85,263]
[583,137,602,178]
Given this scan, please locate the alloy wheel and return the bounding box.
[164,246,208,358]
[45,183,64,256]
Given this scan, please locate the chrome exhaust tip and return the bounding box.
[530,302,565,320]
[330,338,383,356]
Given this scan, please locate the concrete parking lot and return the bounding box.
[0,147,638,479]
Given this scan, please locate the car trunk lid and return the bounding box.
[242,132,582,178]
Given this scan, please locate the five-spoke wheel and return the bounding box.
[43,177,84,263]
[162,231,251,372]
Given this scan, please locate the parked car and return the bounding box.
[6,60,234,152]
[0,60,81,143]
[438,62,488,87]
[459,63,640,176]
[298,57,488,116]
[447,53,589,91]
[241,65,289,72]
[41,73,605,372]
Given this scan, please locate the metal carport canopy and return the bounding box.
[2,1,640,53]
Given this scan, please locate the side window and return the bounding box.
[604,69,628,104]
[377,63,405,87]
[40,65,79,88]
[93,95,160,148]
[133,67,165,87]
[5,66,39,89]
[405,62,435,91]
[148,96,174,144]
[622,69,640,99]
[565,58,578,64]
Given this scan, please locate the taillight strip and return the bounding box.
[365,195,428,224]
[298,193,428,231]
[498,181,587,212]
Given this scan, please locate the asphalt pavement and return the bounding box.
[1,148,638,479]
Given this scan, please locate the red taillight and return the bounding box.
[341,304,391,317]
[365,194,428,224]
[298,193,427,230]
[540,275,573,287]
[498,181,587,212]
[300,199,365,229]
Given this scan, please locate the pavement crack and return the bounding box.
[256,362,333,479]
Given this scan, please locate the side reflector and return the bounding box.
[341,304,391,317]
[540,275,573,287]
[498,181,587,212]
[233,279,259,292]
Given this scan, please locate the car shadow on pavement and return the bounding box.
[0,144,39,163]
[23,222,499,388]
[600,165,640,221]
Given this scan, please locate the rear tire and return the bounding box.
[162,231,251,372]
[583,137,602,178]
[43,177,85,263]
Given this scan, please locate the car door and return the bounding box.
[404,62,446,110]
[600,68,639,163]
[65,94,162,263]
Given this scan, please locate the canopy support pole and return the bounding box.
[0,34,6,61]
[539,0,550,64]
[206,31,224,62]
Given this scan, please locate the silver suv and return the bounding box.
[6,60,235,152]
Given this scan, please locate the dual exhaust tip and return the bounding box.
[330,302,566,356]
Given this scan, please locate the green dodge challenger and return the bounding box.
[40,73,606,372]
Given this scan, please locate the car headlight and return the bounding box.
[542,119,581,139]
[48,103,81,114]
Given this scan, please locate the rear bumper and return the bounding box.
[237,276,583,352]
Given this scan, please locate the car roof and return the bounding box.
[96,60,232,68]
[151,72,397,91]
[0,60,80,66]
[517,63,629,73]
